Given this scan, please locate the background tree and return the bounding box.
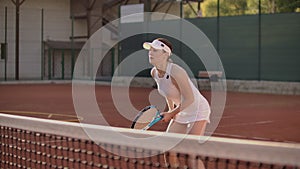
[186,0,300,18]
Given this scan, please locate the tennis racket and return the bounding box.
[131,105,163,130]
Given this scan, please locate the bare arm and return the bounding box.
[166,97,175,111]
[162,65,195,122]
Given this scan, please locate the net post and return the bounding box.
[41,8,44,80]
[71,14,74,79]
[61,50,65,80]
[48,48,51,80]
[52,49,55,79]
[90,48,93,80]
[4,6,7,81]
[258,0,262,81]
[110,47,115,77]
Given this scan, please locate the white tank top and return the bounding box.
[152,63,211,123]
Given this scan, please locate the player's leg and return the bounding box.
[187,120,207,135]
[165,120,188,168]
[187,120,208,169]
[165,120,208,168]
[166,119,187,134]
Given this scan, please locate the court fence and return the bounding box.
[0,6,299,82]
[119,13,300,82]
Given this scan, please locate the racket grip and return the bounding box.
[142,115,163,130]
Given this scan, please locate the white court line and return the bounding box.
[213,132,299,143]
[220,115,235,119]
[211,115,235,119]
[224,101,300,109]
[214,133,268,140]
[218,120,274,128]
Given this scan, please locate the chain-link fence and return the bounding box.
[1,1,299,81]
[119,12,300,81]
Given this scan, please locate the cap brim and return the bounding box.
[143,42,151,50]
[143,42,163,50]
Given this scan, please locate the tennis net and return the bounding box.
[1,113,299,169]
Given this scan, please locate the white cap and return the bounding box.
[143,39,171,56]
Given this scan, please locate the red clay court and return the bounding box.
[0,83,299,143]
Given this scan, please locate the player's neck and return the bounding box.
[155,62,168,76]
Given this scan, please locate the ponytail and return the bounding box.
[168,58,173,63]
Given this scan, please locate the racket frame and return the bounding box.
[131,105,163,130]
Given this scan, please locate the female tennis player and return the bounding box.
[143,38,211,135]
[143,38,210,168]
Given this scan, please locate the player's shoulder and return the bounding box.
[170,63,186,75]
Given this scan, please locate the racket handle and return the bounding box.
[142,126,150,130]
[142,115,163,130]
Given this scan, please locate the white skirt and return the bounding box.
[174,98,211,124]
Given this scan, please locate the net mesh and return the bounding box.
[1,113,299,169]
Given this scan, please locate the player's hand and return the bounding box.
[161,112,175,122]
